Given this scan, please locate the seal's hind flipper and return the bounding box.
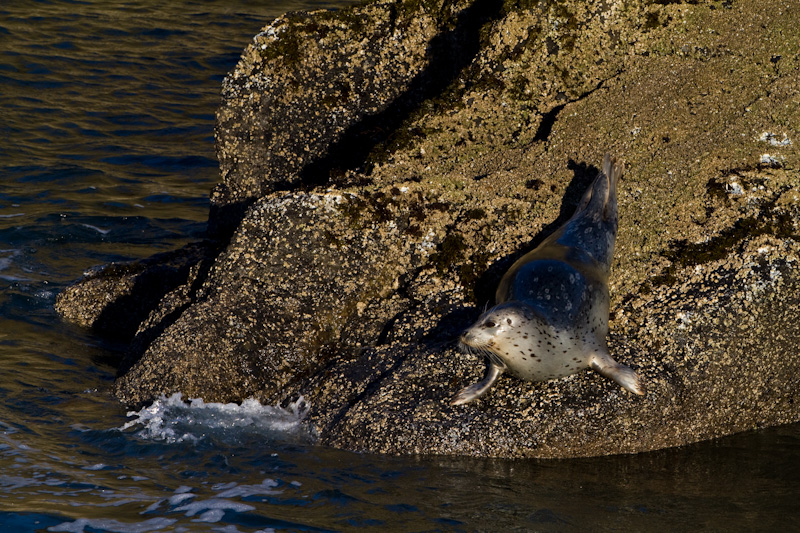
[575,153,622,221]
[547,153,622,270]
[601,153,622,220]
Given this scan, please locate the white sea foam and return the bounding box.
[119,393,311,445]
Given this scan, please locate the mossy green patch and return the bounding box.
[430,232,468,275]
[459,250,492,303]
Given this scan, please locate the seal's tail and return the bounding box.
[601,153,622,220]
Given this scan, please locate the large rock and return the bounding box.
[113,190,449,405]
[56,0,800,457]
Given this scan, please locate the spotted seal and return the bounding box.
[451,153,643,405]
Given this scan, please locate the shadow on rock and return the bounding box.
[470,159,599,308]
[55,241,218,344]
[299,0,504,187]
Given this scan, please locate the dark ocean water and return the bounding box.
[1,1,799,531]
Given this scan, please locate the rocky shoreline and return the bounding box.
[56,0,800,458]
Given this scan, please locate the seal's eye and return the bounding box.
[484,320,496,328]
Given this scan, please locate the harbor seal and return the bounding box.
[452,153,644,405]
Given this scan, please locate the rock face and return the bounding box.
[55,0,800,458]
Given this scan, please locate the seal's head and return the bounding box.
[459,301,536,356]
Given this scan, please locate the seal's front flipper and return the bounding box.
[451,361,505,405]
[589,350,644,396]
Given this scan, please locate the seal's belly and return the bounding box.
[485,258,610,381]
[491,328,591,381]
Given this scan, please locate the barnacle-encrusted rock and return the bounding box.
[57,0,800,457]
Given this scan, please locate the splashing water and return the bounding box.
[121,394,312,445]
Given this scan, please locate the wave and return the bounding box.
[120,393,313,446]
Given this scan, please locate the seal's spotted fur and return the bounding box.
[452,154,644,405]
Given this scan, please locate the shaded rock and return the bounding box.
[56,0,800,457]
[54,242,215,341]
